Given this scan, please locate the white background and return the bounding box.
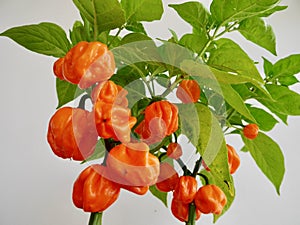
[0,0,300,225]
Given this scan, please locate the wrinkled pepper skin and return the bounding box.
[227,144,240,174]
[120,185,149,195]
[72,165,120,212]
[176,79,201,103]
[194,184,227,215]
[93,101,136,143]
[243,123,259,140]
[173,176,198,204]
[136,100,178,144]
[106,142,160,186]
[47,107,98,161]
[167,143,183,160]
[171,198,201,222]
[155,162,179,192]
[53,41,115,89]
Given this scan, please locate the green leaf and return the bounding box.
[278,76,299,86]
[242,132,285,195]
[263,57,273,77]
[239,17,276,55]
[81,139,106,163]
[210,0,280,24]
[121,0,163,22]
[272,54,300,79]
[0,22,71,57]
[246,105,278,131]
[220,84,256,123]
[207,38,263,82]
[265,84,300,115]
[149,185,168,207]
[125,21,147,34]
[73,0,126,33]
[69,21,89,45]
[259,5,288,17]
[179,32,208,54]
[169,2,210,32]
[56,79,84,108]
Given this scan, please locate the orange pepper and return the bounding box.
[155,162,179,192]
[72,164,120,212]
[243,123,259,139]
[171,198,201,222]
[194,184,227,215]
[47,107,98,161]
[227,144,240,174]
[106,142,160,186]
[176,79,201,103]
[173,176,198,204]
[167,143,183,159]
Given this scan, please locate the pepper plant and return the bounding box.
[1,0,300,225]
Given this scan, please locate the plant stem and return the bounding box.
[160,76,183,98]
[186,203,196,225]
[88,212,103,225]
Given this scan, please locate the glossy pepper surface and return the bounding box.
[176,79,201,103]
[227,144,240,174]
[72,164,120,212]
[47,107,98,161]
[136,100,178,144]
[194,184,227,215]
[106,142,160,186]
[155,162,179,192]
[243,123,259,140]
[171,198,201,222]
[173,176,198,204]
[167,143,183,160]
[53,41,115,89]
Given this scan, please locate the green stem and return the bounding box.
[192,157,202,177]
[186,203,196,225]
[88,212,103,225]
[160,76,183,98]
[107,27,124,48]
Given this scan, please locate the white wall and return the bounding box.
[0,0,299,225]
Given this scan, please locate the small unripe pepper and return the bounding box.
[194,184,227,215]
[155,162,179,192]
[173,176,198,204]
[47,107,98,161]
[72,164,120,212]
[171,198,201,222]
[167,143,183,159]
[227,144,240,174]
[243,123,259,139]
[106,142,160,186]
[53,41,115,89]
[176,79,201,103]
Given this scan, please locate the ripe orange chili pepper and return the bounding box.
[106,142,160,186]
[227,144,240,174]
[167,143,183,160]
[173,176,198,204]
[194,184,227,215]
[155,162,179,192]
[202,144,240,174]
[135,100,178,144]
[47,107,98,161]
[72,164,120,212]
[243,123,259,139]
[91,81,128,107]
[176,79,201,103]
[120,185,149,195]
[53,41,115,89]
[171,198,201,222]
[93,101,136,143]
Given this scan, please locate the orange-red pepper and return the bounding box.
[171,198,201,222]
[176,79,201,103]
[167,143,183,160]
[227,144,240,174]
[72,164,120,212]
[47,107,98,161]
[173,176,198,204]
[243,123,259,140]
[194,184,227,215]
[106,142,160,186]
[155,162,179,192]
[53,41,115,89]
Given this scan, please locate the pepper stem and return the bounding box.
[186,203,196,225]
[88,212,103,225]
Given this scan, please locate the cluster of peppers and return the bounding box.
[47,40,260,224]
